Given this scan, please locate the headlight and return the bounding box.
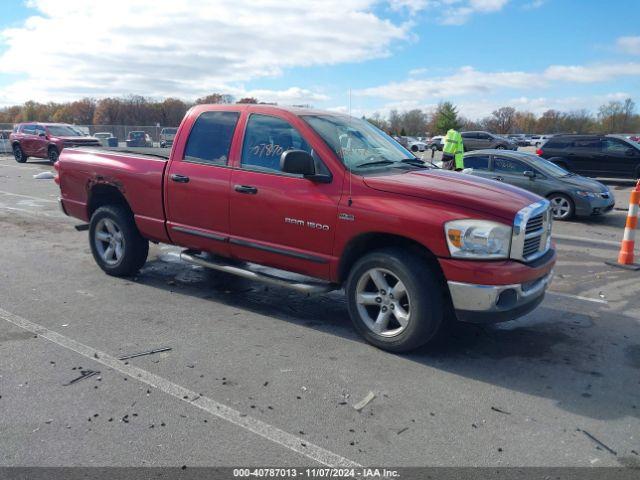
[445,220,512,259]
[575,190,596,198]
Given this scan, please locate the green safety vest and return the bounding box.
[443,129,464,169]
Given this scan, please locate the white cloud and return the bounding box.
[391,0,510,25]
[0,0,408,105]
[522,0,546,10]
[617,36,640,55]
[356,63,640,102]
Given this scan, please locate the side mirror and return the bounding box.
[523,170,536,179]
[38,132,46,137]
[281,150,331,183]
[281,150,316,176]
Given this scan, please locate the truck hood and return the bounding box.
[363,169,540,221]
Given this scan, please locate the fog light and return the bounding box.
[496,289,518,308]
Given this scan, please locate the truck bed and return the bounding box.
[57,146,170,243]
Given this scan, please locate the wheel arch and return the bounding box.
[87,183,133,219]
[337,232,446,286]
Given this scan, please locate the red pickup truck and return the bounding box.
[10,122,100,163]
[56,104,555,352]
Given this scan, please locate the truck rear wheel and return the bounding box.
[89,205,149,277]
[345,248,444,352]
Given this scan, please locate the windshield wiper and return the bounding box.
[399,158,430,168]
[354,160,395,168]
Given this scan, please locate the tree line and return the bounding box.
[0,94,260,126]
[1,93,638,137]
[365,99,640,136]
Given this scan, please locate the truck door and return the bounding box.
[165,110,241,256]
[34,125,48,158]
[20,124,37,156]
[228,113,340,279]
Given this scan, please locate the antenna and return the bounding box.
[348,88,353,207]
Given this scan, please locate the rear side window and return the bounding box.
[493,157,528,174]
[184,111,240,165]
[544,138,571,149]
[602,138,628,153]
[573,138,601,149]
[241,114,311,172]
[461,132,476,139]
[464,155,489,170]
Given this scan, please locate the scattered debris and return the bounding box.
[64,369,100,386]
[353,391,376,412]
[491,406,511,415]
[580,429,617,456]
[397,427,409,435]
[263,381,269,387]
[33,171,55,179]
[118,347,172,360]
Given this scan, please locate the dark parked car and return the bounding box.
[463,150,615,220]
[461,131,517,151]
[126,131,153,147]
[537,134,640,179]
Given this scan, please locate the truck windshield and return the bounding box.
[47,125,83,136]
[303,115,417,171]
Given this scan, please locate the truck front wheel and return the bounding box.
[345,248,444,352]
[89,205,149,277]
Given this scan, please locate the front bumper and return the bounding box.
[574,195,615,217]
[448,270,554,324]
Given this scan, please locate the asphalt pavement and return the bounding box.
[0,153,639,468]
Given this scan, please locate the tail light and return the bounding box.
[53,161,60,185]
[535,148,543,156]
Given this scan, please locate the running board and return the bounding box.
[180,250,337,294]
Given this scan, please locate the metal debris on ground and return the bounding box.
[64,369,100,386]
[353,391,376,412]
[579,429,617,456]
[118,347,172,360]
[491,406,511,415]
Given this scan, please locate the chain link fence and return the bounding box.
[0,123,175,153]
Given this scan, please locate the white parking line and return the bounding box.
[0,190,58,203]
[553,234,620,248]
[547,291,608,304]
[0,307,361,468]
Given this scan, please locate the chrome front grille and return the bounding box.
[511,200,552,262]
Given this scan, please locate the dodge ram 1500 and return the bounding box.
[56,104,555,352]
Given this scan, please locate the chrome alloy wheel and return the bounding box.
[94,218,125,265]
[549,196,572,220]
[355,268,411,337]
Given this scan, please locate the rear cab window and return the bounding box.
[183,111,240,165]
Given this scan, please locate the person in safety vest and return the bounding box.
[442,128,464,171]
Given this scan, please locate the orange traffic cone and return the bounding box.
[607,180,640,270]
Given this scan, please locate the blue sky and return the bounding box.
[0,0,638,119]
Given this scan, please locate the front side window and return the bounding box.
[303,115,415,172]
[184,111,240,165]
[22,124,36,135]
[493,157,528,174]
[464,155,489,170]
[241,114,311,172]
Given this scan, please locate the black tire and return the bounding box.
[89,205,149,277]
[547,193,575,221]
[13,144,27,163]
[345,248,444,352]
[411,145,418,152]
[48,146,59,164]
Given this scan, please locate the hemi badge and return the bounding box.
[338,213,355,221]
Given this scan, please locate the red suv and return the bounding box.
[10,123,100,164]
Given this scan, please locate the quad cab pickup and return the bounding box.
[56,105,556,352]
